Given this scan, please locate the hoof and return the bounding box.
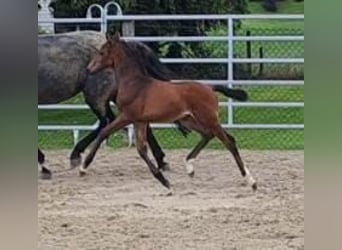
[185,159,195,177]
[70,156,82,169]
[79,166,88,177]
[160,162,171,171]
[166,188,174,196]
[188,171,195,178]
[244,169,257,192]
[156,172,171,189]
[252,182,258,191]
[79,171,87,177]
[163,178,171,189]
[40,170,52,180]
[78,170,87,177]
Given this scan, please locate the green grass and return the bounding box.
[142,129,303,150]
[38,128,304,150]
[39,86,304,150]
[248,0,304,14]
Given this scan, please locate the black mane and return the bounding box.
[125,41,173,81]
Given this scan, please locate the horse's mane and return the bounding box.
[125,41,173,81]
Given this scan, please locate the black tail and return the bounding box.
[212,85,248,101]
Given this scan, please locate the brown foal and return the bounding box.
[83,33,257,191]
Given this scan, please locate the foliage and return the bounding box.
[248,0,304,12]
[262,0,278,12]
[49,0,249,54]
[50,0,107,17]
[50,0,248,16]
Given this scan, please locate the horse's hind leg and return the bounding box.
[212,125,257,191]
[135,123,171,189]
[38,148,52,180]
[178,116,213,177]
[146,125,170,171]
[105,102,116,121]
[185,136,211,177]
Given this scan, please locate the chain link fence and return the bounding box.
[38,18,304,150]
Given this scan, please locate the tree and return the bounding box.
[49,0,249,78]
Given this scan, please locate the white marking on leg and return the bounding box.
[244,167,256,187]
[185,159,195,176]
[38,164,43,175]
[79,165,87,175]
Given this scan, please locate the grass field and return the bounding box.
[38,0,304,150]
[39,85,304,150]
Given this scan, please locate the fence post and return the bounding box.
[122,21,135,37]
[227,16,234,127]
[127,124,135,147]
[258,46,264,76]
[122,17,135,147]
[73,130,79,146]
[246,30,252,76]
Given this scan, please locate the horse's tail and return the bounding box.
[211,85,248,102]
[174,85,248,137]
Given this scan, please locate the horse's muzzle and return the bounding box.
[86,66,96,75]
[86,61,98,74]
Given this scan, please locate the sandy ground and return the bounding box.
[38,149,304,250]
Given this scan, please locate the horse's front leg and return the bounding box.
[70,103,115,168]
[135,123,171,189]
[70,116,108,168]
[81,113,131,176]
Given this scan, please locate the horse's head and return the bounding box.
[87,32,124,74]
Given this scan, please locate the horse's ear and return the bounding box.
[112,32,121,42]
[106,32,112,41]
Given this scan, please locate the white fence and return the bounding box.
[38,10,304,146]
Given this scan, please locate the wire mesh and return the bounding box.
[38,17,304,151]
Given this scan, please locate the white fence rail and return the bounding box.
[38,11,304,146]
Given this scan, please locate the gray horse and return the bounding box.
[38,31,183,179]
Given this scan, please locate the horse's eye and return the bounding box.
[99,52,104,56]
